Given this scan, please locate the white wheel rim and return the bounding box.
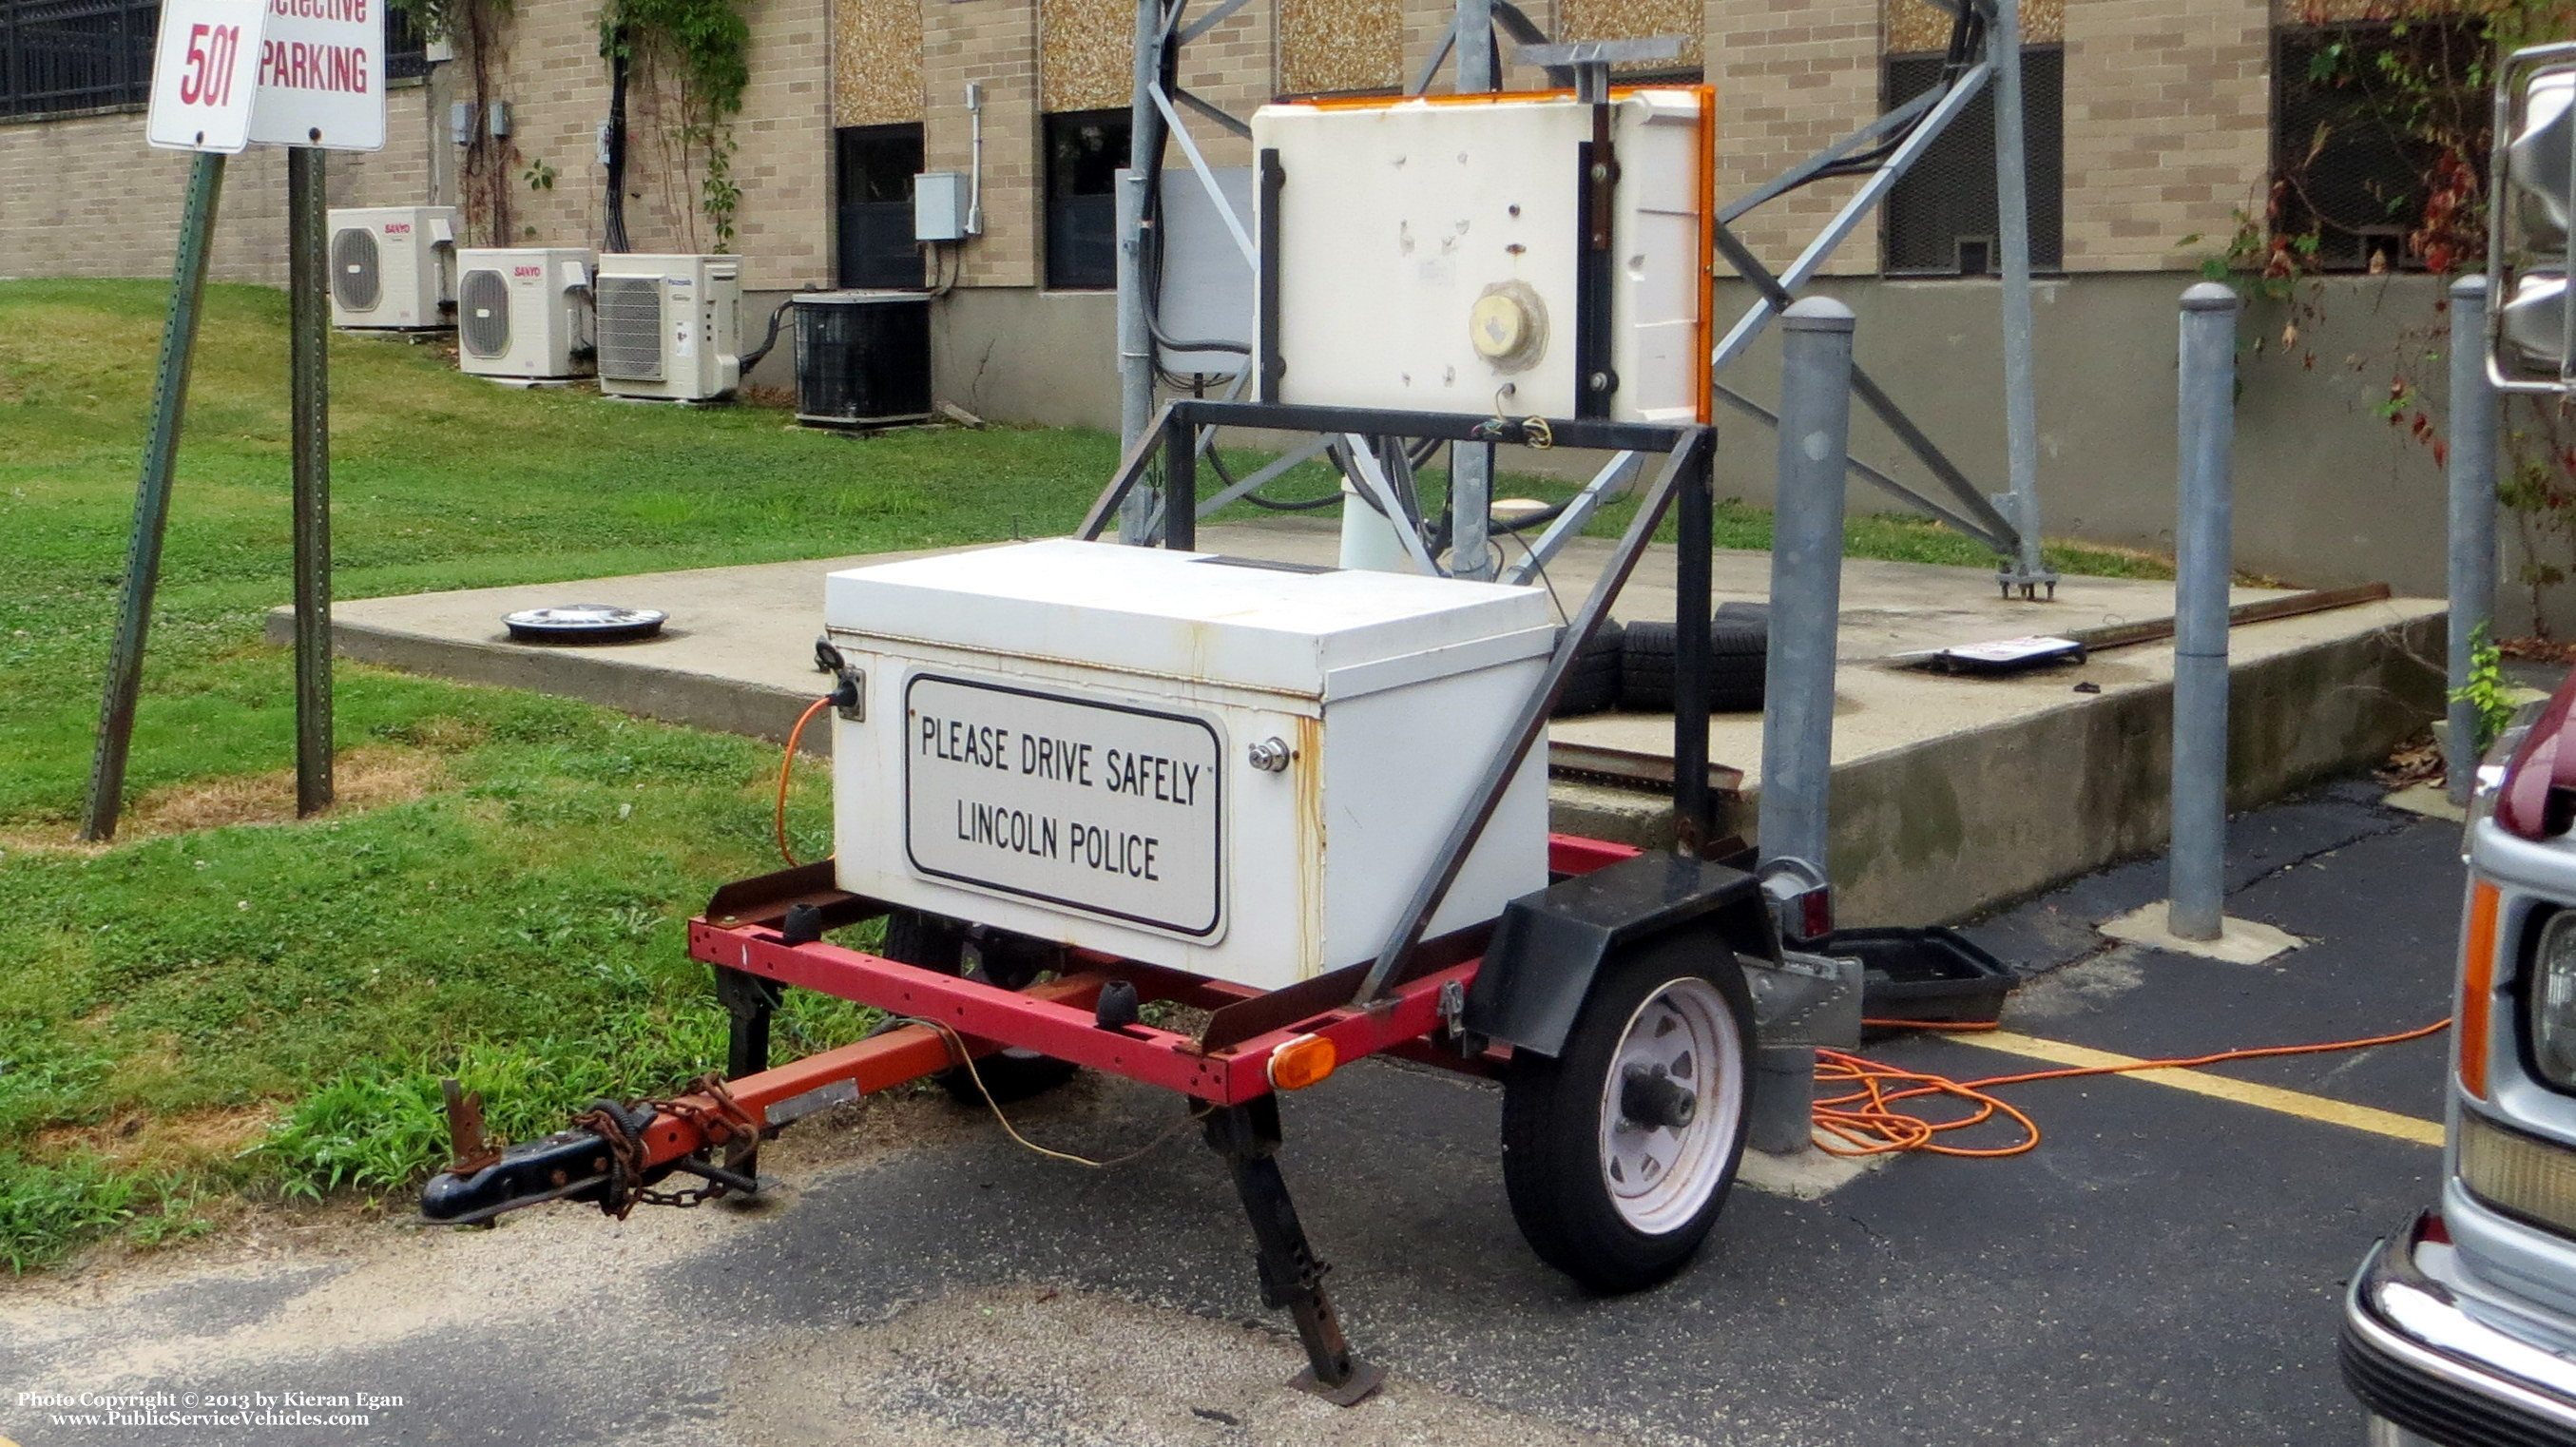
[1596,976,1745,1235]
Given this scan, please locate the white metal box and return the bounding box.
[596,253,741,401]
[327,205,458,330]
[825,539,1555,992]
[913,171,970,242]
[1252,89,1711,423]
[455,247,595,380]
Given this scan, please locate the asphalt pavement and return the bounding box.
[0,778,2459,1447]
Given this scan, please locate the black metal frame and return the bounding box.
[1075,398,1719,1005]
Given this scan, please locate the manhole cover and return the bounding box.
[501,605,668,644]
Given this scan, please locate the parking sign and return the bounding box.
[245,0,388,150]
[145,0,266,152]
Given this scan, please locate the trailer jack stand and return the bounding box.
[1205,1101,1387,1407]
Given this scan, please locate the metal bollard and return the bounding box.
[2170,282,2241,942]
[1759,298,1857,876]
[2448,275,2499,807]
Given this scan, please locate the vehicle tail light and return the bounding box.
[2460,1110,2576,1241]
[2462,881,2501,1100]
[2496,667,2576,838]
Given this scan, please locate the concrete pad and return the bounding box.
[2098,903,2304,964]
[274,517,2443,926]
[1735,1143,1887,1199]
[2383,781,2469,822]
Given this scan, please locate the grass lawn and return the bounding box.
[0,278,2165,1271]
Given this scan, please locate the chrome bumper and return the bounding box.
[2342,1212,2576,1447]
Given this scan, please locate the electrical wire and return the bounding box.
[774,695,832,868]
[1811,1017,2454,1158]
[918,1017,1211,1167]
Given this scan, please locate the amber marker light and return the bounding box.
[2461,880,2502,1100]
[1267,1033,1338,1091]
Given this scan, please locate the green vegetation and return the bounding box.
[0,278,2165,1269]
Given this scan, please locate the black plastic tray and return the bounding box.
[1817,926,2014,1028]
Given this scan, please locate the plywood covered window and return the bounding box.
[836,124,925,289]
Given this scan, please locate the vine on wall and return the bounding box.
[2201,1,2576,629]
[602,0,751,251]
[388,0,519,245]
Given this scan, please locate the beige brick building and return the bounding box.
[0,0,2481,607]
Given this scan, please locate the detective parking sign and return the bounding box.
[147,0,384,152]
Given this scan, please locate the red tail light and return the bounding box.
[2498,669,2576,839]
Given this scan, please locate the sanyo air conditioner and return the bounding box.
[594,254,741,402]
[327,206,459,331]
[454,247,596,382]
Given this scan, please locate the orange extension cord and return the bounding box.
[774,696,834,868]
[1811,1017,2455,1158]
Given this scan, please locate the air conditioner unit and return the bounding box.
[454,247,596,382]
[327,206,459,331]
[595,254,741,402]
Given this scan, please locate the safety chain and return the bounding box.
[571,1074,762,1219]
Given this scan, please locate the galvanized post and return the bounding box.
[80,152,227,843]
[1758,299,1855,875]
[1444,0,1497,580]
[290,148,335,816]
[1453,0,1494,91]
[1114,0,1168,545]
[2448,274,2499,807]
[1990,0,2051,597]
[2169,282,2240,942]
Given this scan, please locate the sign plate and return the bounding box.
[903,673,1224,938]
[244,0,386,151]
[145,0,266,153]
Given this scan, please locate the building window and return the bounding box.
[385,4,431,84]
[1881,48,2064,277]
[1045,108,1128,291]
[1,0,429,118]
[835,123,924,289]
[2273,20,2485,274]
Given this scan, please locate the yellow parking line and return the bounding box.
[1946,1030,2445,1148]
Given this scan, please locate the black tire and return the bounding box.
[1550,618,1626,718]
[1619,615,1767,713]
[1500,930,1754,1293]
[879,910,1080,1106]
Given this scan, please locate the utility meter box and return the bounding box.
[1251,88,1711,423]
[825,539,1554,992]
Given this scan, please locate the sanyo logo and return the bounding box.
[512,265,544,278]
[382,222,412,235]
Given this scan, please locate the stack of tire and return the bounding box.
[1550,602,1769,718]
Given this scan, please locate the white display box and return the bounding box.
[826,539,1555,992]
[1253,89,1710,423]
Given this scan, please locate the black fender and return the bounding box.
[1463,851,1778,1059]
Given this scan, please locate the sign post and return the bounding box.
[289,147,333,814]
[78,152,231,841]
[83,0,382,839]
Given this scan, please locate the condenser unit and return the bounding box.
[454,247,596,382]
[327,206,459,331]
[595,254,741,402]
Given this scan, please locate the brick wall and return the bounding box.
[0,0,2293,291]
[925,0,1040,286]
[2060,0,2269,271]
[1706,0,1882,275]
[0,86,437,285]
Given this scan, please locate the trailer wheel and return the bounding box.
[880,910,1080,1106]
[1500,932,1752,1293]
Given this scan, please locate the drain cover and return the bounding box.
[501,605,668,644]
